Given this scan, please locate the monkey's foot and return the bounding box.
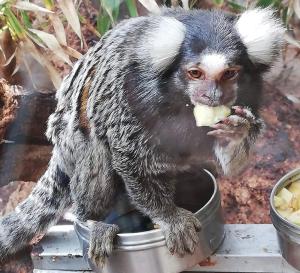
[88,222,120,268]
[207,106,263,146]
[155,208,201,257]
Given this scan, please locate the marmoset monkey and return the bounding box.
[0,7,284,266]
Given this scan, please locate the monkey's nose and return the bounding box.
[191,93,219,106]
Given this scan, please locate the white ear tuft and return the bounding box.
[235,8,285,65]
[148,17,186,71]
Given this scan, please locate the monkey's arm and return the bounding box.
[112,152,201,256]
[209,106,264,176]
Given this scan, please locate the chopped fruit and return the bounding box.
[193,104,231,127]
[287,210,300,225]
[288,182,300,197]
[274,196,283,208]
[277,188,293,204]
[275,179,300,226]
[277,209,293,219]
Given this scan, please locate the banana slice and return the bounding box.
[193,104,231,127]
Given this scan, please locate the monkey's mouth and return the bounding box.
[191,94,235,108]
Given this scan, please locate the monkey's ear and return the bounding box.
[146,17,186,71]
[235,8,285,66]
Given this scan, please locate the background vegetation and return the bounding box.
[0,0,299,89]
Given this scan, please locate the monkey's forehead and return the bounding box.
[143,8,284,71]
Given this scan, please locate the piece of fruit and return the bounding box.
[277,188,293,206]
[288,181,300,197]
[274,196,283,208]
[277,208,293,219]
[274,179,300,226]
[193,104,231,127]
[287,210,300,225]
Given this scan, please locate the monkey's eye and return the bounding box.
[187,68,204,80]
[221,69,239,81]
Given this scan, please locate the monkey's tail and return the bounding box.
[0,151,72,261]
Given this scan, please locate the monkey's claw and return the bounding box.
[88,222,120,268]
[157,208,201,257]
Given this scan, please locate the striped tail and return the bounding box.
[0,151,71,261]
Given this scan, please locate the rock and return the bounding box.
[0,181,36,216]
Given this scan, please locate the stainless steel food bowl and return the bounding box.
[74,169,225,273]
[270,168,300,271]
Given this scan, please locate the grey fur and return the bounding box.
[0,7,281,265]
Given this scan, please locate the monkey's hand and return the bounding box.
[207,106,263,146]
[154,207,201,257]
[207,106,264,176]
[88,221,120,267]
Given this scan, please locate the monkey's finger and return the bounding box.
[165,232,176,254]
[182,231,197,255]
[176,230,187,257]
[210,123,230,130]
[207,129,236,137]
[191,217,202,232]
[232,106,255,120]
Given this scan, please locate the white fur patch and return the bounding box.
[149,17,186,71]
[235,8,285,65]
[200,53,227,76]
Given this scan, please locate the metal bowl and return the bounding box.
[270,168,300,271]
[75,169,225,273]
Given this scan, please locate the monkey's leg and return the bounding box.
[0,148,71,261]
[208,106,264,176]
[113,157,201,257]
[70,145,121,267]
[88,221,119,267]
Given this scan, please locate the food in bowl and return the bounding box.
[274,174,300,225]
[193,104,231,127]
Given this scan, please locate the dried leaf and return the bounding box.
[0,43,6,60]
[284,32,300,48]
[294,0,300,19]
[11,64,20,76]
[22,38,62,89]
[181,0,189,9]
[3,48,16,67]
[26,31,47,48]
[57,0,82,46]
[49,14,67,46]
[29,28,72,65]
[138,0,160,14]
[14,1,53,13]
[61,44,82,59]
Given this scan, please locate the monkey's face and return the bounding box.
[183,54,241,107]
[139,9,284,113]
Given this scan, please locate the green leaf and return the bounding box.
[100,0,120,24]
[227,0,245,11]
[3,7,25,38]
[281,6,288,25]
[21,10,32,28]
[213,0,224,6]
[256,0,275,8]
[125,0,138,17]
[97,11,111,35]
[43,0,54,10]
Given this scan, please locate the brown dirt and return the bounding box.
[220,46,300,224]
